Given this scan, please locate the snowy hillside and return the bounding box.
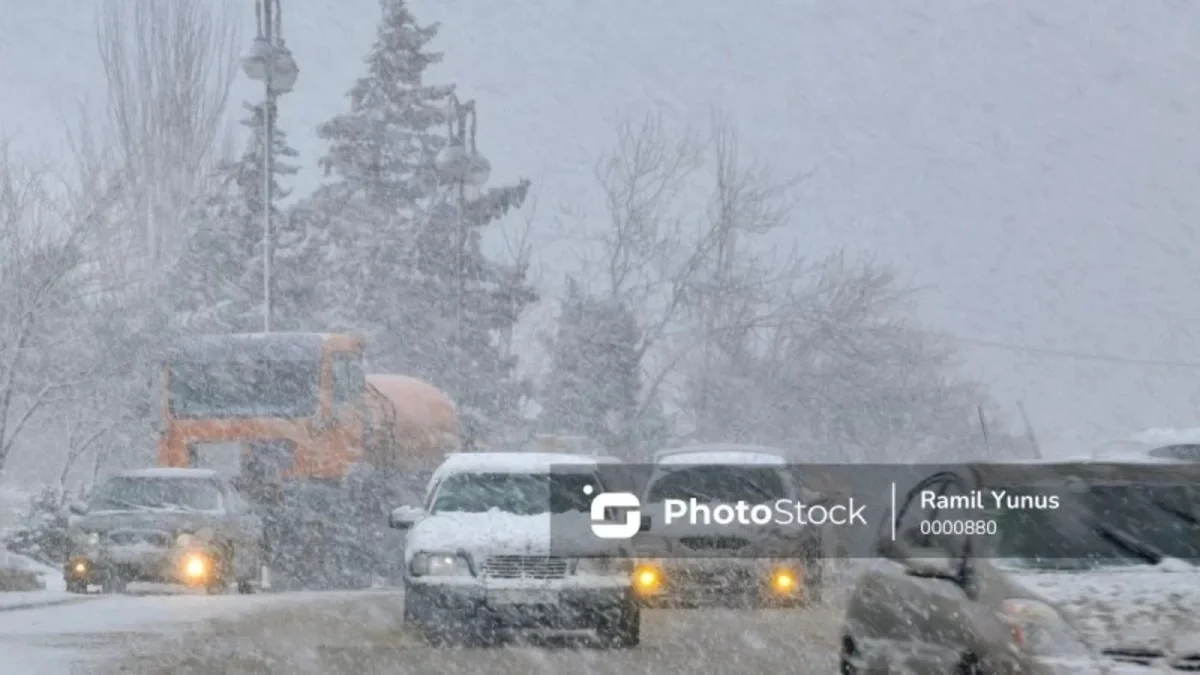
[3,0,1200,444]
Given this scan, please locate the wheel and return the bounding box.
[65,580,88,594]
[597,603,640,648]
[956,654,985,675]
[839,635,860,675]
[236,580,255,594]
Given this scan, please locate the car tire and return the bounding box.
[597,603,641,649]
[236,580,255,595]
[956,654,985,675]
[66,580,88,594]
[839,635,860,675]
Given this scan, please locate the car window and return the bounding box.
[895,472,971,556]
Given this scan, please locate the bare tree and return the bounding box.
[96,0,239,272]
[0,146,98,475]
[559,112,806,450]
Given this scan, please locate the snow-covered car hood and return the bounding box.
[1007,560,1200,664]
[71,509,228,537]
[403,511,627,562]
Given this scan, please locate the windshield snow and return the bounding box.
[430,472,598,515]
[89,477,223,512]
[168,359,320,418]
[645,466,787,503]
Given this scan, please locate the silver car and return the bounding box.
[632,444,830,608]
[64,468,263,594]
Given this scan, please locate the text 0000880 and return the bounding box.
[919,519,997,536]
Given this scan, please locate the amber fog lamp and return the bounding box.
[632,564,663,595]
[771,568,800,595]
[182,553,210,581]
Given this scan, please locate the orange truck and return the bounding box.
[157,332,458,586]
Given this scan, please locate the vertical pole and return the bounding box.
[261,0,274,333]
[454,178,464,418]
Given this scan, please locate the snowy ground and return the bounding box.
[0,581,846,675]
[0,588,403,674]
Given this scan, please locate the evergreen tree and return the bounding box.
[171,101,305,332]
[305,0,536,442]
[539,278,644,452]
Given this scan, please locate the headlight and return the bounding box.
[574,557,632,575]
[632,562,664,595]
[998,598,1078,654]
[410,552,471,577]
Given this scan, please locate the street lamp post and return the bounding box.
[435,95,491,438]
[240,0,298,333]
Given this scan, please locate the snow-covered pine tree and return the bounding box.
[171,101,303,333]
[302,0,454,348]
[306,0,536,443]
[539,277,643,453]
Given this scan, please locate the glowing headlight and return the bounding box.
[770,568,800,594]
[410,552,471,577]
[632,563,663,594]
[182,553,209,580]
[574,557,632,575]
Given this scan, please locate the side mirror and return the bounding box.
[67,501,88,516]
[639,515,652,533]
[389,505,424,530]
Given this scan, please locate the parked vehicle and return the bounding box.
[155,332,459,588]
[64,468,263,595]
[631,444,830,608]
[838,460,1200,674]
[388,452,642,648]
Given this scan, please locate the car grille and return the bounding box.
[678,536,751,551]
[107,529,172,548]
[674,567,756,586]
[479,556,568,579]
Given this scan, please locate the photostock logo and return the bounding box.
[583,484,642,539]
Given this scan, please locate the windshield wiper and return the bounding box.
[1093,522,1163,566]
[1150,499,1200,526]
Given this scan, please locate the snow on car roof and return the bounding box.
[432,452,600,480]
[117,468,222,480]
[654,444,788,467]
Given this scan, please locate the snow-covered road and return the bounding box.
[0,587,843,674]
[0,588,401,674]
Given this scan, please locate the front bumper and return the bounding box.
[65,546,222,588]
[631,557,817,607]
[404,580,634,631]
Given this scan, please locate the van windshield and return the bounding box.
[645,466,786,503]
[431,472,599,515]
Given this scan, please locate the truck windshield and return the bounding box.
[89,477,223,512]
[431,472,598,515]
[168,360,320,419]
